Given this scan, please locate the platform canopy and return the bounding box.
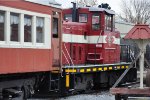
[124,24,150,39]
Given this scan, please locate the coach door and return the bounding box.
[52,11,62,67]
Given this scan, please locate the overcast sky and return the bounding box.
[31,0,121,13]
[58,0,121,13]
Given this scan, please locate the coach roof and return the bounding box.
[25,0,62,9]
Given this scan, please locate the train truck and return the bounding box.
[0,0,137,99]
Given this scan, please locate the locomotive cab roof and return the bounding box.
[63,6,115,15]
[89,7,115,15]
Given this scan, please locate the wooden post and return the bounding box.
[139,50,144,88]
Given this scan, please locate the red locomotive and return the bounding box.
[62,3,120,65]
[0,0,137,99]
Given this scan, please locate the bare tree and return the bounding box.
[119,0,150,24]
[77,0,98,7]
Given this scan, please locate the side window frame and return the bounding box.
[10,12,20,42]
[112,15,115,31]
[0,6,51,49]
[79,13,88,23]
[64,14,72,22]
[24,15,32,42]
[105,14,113,31]
[92,13,100,30]
[0,11,5,41]
[52,16,59,38]
[36,17,44,43]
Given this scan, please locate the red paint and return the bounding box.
[0,1,54,15]
[63,8,120,64]
[62,42,88,65]
[0,1,122,75]
[0,48,52,74]
[0,0,56,74]
[125,24,150,39]
[62,22,120,64]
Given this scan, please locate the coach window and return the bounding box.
[24,15,32,42]
[53,17,58,38]
[79,14,87,23]
[64,14,72,21]
[10,13,20,42]
[92,14,100,30]
[0,11,5,41]
[36,17,44,43]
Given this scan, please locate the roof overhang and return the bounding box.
[124,24,150,40]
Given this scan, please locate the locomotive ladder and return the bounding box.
[49,73,60,92]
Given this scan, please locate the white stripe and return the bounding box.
[88,36,105,44]
[63,34,88,43]
[63,33,120,45]
[105,48,116,49]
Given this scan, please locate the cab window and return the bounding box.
[92,14,100,30]
[105,14,113,30]
[79,14,87,23]
[64,14,72,22]
[113,15,115,31]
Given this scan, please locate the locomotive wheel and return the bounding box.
[20,87,25,100]
[86,80,93,90]
[146,70,150,87]
[21,86,30,99]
